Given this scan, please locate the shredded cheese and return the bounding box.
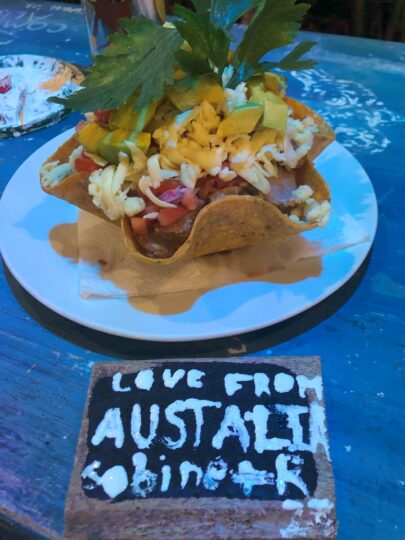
[138,175,176,208]
[292,185,313,202]
[88,159,145,220]
[143,212,159,220]
[69,145,84,171]
[224,82,247,113]
[180,162,201,189]
[40,161,73,188]
[78,95,327,222]
[236,163,271,195]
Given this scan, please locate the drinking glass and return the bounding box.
[82,0,166,56]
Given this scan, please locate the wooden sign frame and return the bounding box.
[65,357,336,539]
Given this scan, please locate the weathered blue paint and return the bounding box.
[0,1,404,539]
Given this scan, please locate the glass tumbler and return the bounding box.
[82,0,166,56]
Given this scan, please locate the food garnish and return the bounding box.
[51,0,315,113]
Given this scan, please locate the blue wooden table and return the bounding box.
[0,1,404,539]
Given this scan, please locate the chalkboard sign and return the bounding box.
[65,358,336,540]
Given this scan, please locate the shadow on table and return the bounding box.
[3,251,371,359]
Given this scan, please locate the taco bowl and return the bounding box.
[40,71,334,265]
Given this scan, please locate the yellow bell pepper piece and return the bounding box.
[76,122,109,153]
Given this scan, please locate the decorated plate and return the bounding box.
[0,130,377,342]
[0,54,83,137]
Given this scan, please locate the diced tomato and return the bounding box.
[94,110,111,124]
[131,217,150,236]
[141,203,160,216]
[75,156,100,173]
[152,180,179,196]
[181,190,199,211]
[158,206,189,227]
[0,75,11,94]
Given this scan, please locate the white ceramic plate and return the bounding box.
[0,55,82,137]
[0,130,377,342]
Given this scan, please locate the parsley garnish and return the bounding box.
[51,18,182,111]
[52,0,315,113]
[229,0,316,86]
[173,4,230,79]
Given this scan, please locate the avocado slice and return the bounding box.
[217,103,263,138]
[249,86,285,108]
[262,91,285,106]
[109,99,158,132]
[98,129,151,164]
[262,100,288,132]
[76,122,110,154]
[167,76,224,111]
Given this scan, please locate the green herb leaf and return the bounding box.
[50,1,316,114]
[191,0,212,13]
[174,4,230,78]
[50,17,182,112]
[176,49,212,77]
[192,0,259,29]
[265,40,317,71]
[210,0,260,30]
[231,0,311,86]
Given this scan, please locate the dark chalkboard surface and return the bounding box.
[65,358,336,540]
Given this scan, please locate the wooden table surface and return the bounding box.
[0,1,404,539]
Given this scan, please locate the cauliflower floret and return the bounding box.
[88,160,145,220]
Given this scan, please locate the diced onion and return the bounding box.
[139,175,176,208]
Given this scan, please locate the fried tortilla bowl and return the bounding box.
[285,97,335,161]
[122,158,330,265]
[40,97,333,265]
[41,135,115,223]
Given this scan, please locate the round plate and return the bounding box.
[0,54,83,137]
[0,130,377,342]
